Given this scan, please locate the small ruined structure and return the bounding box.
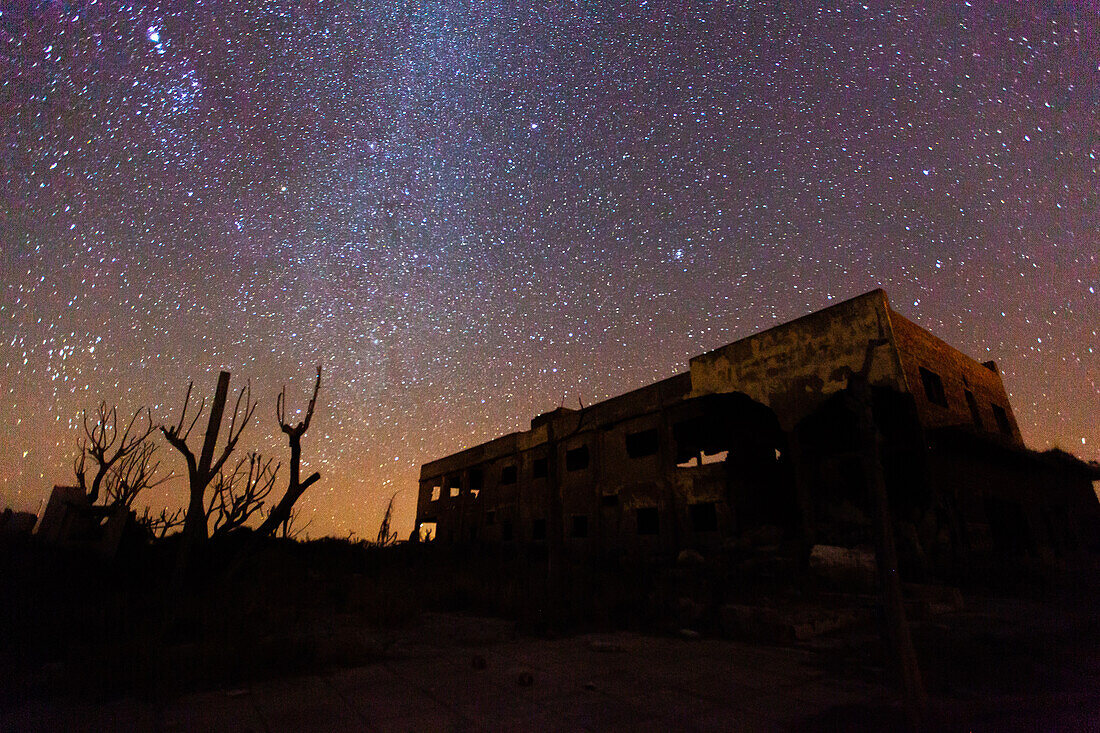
[35,485,135,557]
[416,290,1099,576]
[0,508,37,538]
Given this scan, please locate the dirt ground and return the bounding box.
[5,595,1100,732]
[4,540,1098,731]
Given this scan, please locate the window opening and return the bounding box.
[570,515,589,538]
[965,389,983,429]
[690,502,718,532]
[701,450,728,465]
[625,428,660,458]
[919,366,948,407]
[637,506,659,535]
[566,445,590,471]
[677,449,728,468]
[532,456,548,478]
[531,518,546,541]
[500,465,518,485]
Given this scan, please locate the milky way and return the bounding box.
[2,1,1097,538]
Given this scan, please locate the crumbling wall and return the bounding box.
[889,313,1022,444]
[413,288,1066,583]
[688,290,907,429]
[417,428,533,544]
[925,431,1100,567]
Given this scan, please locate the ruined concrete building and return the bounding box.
[416,290,1099,575]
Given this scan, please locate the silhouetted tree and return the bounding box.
[276,505,312,540]
[257,366,322,538]
[161,372,257,557]
[137,506,186,539]
[376,491,399,546]
[101,441,171,510]
[208,452,279,537]
[73,402,157,505]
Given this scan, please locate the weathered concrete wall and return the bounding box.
[413,289,1060,569]
[889,312,1022,444]
[687,290,907,429]
[416,373,694,545]
[925,432,1100,564]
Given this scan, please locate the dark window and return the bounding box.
[964,390,983,429]
[919,367,948,407]
[570,515,589,538]
[566,445,590,471]
[469,468,484,491]
[637,507,659,535]
[531,518,546,541]
[991,403,1013,436]
[447,474,461,497]
[502,519,513,542]
[469,526,477,542]
[690,502,718,532]
[625,428,660,458]
[672,419,702,465]
[485,510,496,525]
[600,494,619,508]
[532,456,548,478]
[500,465,518,485]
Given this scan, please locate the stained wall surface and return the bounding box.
[687,290,906,429]
[890,312,1022,443]
[414,289,1079,564]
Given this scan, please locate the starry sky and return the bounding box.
[2,1,1097,539]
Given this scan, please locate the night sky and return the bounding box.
[2,1,1097,539]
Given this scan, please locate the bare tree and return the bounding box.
[207,452,279,537]
[277,505,313,540]
[257,366,321,538]
[101,441,172,510]
[137,506,186,540]
[376,491,400,546]
[161,371,257,553]
[73,402,156,504]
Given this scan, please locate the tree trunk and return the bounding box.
[257,435,319,537]
[853,379,927,730]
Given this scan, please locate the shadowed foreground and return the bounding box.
[5,609,1100,732]
[2,537,1098,731]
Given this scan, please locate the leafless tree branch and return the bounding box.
[208,380,257,480]
[208,452,279,537]
[103,441,172,509]
[376,491,400,546]
[160,371,257,558]
[258,366,323,538]
[137,506,186,540]
[73,402,156,504]
[277,505,313,540]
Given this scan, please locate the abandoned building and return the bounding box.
[415,290,1099,577]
